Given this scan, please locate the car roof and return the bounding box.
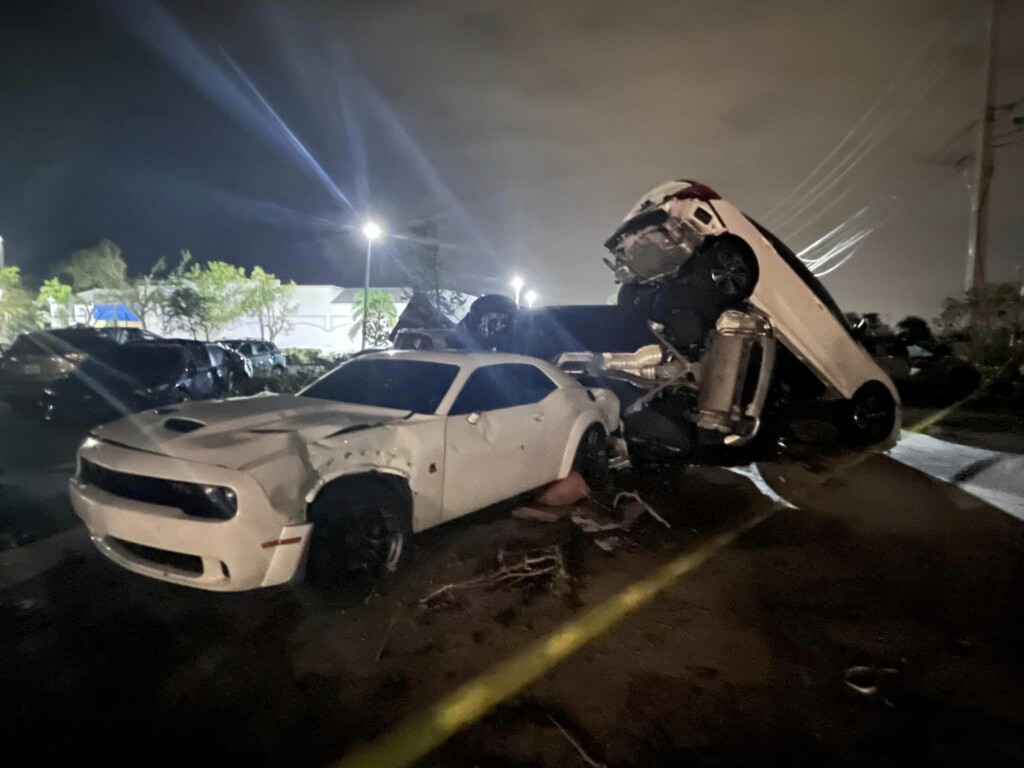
[354,349,561,372]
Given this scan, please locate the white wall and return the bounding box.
[68,285,410,353]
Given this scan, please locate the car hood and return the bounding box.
[92,394,419,470]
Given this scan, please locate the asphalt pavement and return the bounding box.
[1,402,1023,766]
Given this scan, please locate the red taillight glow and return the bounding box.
[671,180,720,202]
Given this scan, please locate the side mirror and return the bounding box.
[466,412,481,425]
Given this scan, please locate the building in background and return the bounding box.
[62,285,414,354]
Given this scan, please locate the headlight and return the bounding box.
[200,485,238,519]
[80,436,101,451]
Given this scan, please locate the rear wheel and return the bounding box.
[695,236,759,304]
[842,382,897,447]
[306,478,411,587]
[271,365,286,378]
[573,425,610,491]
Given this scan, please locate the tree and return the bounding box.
[37,277,74,327]
[124,257,169,330]
[895,316,934,345]
[242,267,299,341]
[168,260,248,340]
[350,290,397,347]
[402,219,466,320]
[164,284,210,341]
[0,267,40,341]
[935,282,1024,365]
[59,240,128,325]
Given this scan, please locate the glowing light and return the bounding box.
[362,220,382,241]
[511,275,524,306]
[524,290,538,308]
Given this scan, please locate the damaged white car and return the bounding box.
[69,351,619,592]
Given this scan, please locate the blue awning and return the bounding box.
[93,303,140,322]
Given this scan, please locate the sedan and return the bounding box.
[69,351,620,591]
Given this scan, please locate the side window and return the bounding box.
[449,364,558,415]
[139,330,159,341]
[207,346,225,366]
[244,343,258,356]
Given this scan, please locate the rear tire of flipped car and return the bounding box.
[841,381,897,447]
[306,476,412,589]
[573,425,610,492]
[694,235,759,305]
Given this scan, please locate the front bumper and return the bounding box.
[70,440,310,591]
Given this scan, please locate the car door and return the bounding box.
[442,363,568,520]
[184,344,216,399]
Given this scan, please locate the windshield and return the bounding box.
[300,358,460,414]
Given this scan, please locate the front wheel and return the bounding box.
[306,478,411,587]
[695,236,759,304]
[573,425,610,491]
[841,382,897,447]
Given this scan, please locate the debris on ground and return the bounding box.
[511,505,574,523]
[535,471,590,506]
[592,536,624,553]
[548,715,607,768]
[612,491,671,529]
[844,664,898,707]
[419,546,568,607]
[570,509,621,534]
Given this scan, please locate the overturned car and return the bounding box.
[409,180,900,462]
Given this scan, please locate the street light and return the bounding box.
[360,219,383,350]
[510,275,524,306]
[524,289,538,308]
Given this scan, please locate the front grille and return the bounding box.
[80,458,237,520]
[111,538,203,575]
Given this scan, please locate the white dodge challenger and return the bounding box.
[70,351,620,591]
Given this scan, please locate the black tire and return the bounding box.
[573,425,610,491]
[842,382,897,447]
[271,365,286,378]
[306,477,411,587]
[697,236,759,304]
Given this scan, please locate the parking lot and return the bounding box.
[1,400,1022,767]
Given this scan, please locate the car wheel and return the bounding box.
[573,425,610,491]
[271,365,285,378]
[842,382,897,447]
[306,478,411,587]
[698,237,759,303]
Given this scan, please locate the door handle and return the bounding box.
[532,413,544,422]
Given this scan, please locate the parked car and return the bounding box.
[69,351,621,591]
[41,342,220,424]
[862,336,980,404]
[222,339,287,377]
[0,328,121,405]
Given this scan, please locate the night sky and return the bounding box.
[1,0,1022,319]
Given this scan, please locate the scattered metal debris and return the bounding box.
[547,715,606,768]
[844,665,897,697]
[419,546,567,607]
[570,510,621,534]
[592,536,624,553]
[613,491,671,529]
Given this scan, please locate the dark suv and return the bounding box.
[222,340,287,377]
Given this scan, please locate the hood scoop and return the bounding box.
[164,417,206,434]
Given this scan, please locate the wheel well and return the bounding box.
[307,472,412,520]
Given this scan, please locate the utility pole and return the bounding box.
[965,0,998,291]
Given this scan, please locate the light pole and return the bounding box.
[510,275,524,307]
[360,220,382,350]
[524,289,538,308]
